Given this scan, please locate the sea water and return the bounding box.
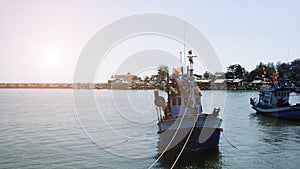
[0,89,300,169]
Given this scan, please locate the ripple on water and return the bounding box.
[0,89,300,168]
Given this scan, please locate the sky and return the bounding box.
[1,0,300,83]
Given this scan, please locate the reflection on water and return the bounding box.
[250,113,300,157]
[158,148,222,169]
[252,113,300,127]
[1,90,300,168]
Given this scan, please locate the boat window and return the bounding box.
[178,97,181,105]
[172,98,177,105]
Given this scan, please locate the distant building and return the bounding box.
[251,80,264,89]
[196,79,212,90]
[109,73,136,89]
[230,79,245,90]
[212,79,227,90]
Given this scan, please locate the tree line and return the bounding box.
[133,59,299,85]
[201,58,300,84]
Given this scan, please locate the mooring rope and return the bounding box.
[170,118,197,169]
[97,124,157,150]
[222,132,237,149]
[148,109,189,169]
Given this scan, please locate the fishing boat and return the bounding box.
[154,51,223,154]
[250,86,300,119]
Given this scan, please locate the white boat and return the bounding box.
[154,51,222,154]
[250,86,300,119]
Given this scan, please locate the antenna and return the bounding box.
[180,51,182,68]
[183,21,186,73]
[180,51,183,78]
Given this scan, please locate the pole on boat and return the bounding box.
[180,51,182,69]
[156,107,160,122]
[187,50,197,106]
[180,51,184,79]
[166,67,171,117]
[154,90,166,122]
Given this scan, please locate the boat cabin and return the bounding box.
[169,92,202,117]
[258,87,290,107]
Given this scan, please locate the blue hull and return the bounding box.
[158,127,221,153]
[185,128,221,151]
[259,110,300,119]
[253,106,300,120]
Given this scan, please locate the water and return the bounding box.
[0,89,300,169]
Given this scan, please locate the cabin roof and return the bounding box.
[213,79,226,83]
[260,86,294,92]
[252,80,263,84]
[196,79,211,83]
[233,79,243,83]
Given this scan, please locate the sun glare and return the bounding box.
[44,48,61,65]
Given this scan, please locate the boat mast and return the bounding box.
[188,50,196,107]
[180,51,184,79]
[166,67,171,115]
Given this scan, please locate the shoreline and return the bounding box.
[0,83,261,90]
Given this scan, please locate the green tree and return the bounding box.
[226,64,247,79]
[150,75,157,81]
[203,71,210,79]
[144,76,150,83]
[214,72,225,79]
[248,62,266,82]
[203,71,215,81]
[291,59,300,83]
[276,61,291,78]
[132,75,138,81]
[157,64,168,83]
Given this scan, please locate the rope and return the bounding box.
[222,132,237,149]
[148,109,189,169]
[97,124,157,150]
[170,117,197,169]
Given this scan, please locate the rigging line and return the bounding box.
[170,116,197,169]
[148,108,189,169]
[222,132,237,149]
[149,92,197,168]
[183,20,187,70]
[97,124,157,150]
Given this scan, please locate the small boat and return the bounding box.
[154,51,222,154]
[250,86,300,119]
